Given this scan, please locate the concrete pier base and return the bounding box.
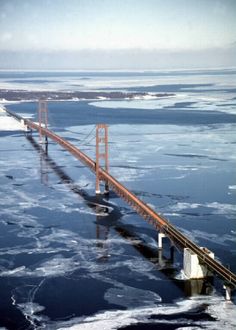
[158,232,166,249]
[223,285,231,301]
[25,128,32,135]
[158,249,163,265]
[39,140,48,145]
[184,279,213,296]
[103,182,109,195]
[104,186,109,195]
[21,119,30,132]
[184,247,214,279]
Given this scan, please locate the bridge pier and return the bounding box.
[223,285,232,301]
[158,232,166,249]
[104,182,109,195]
[184,247,214,279]
[158,249,165,267]
[39,136,48,145]
[21,119,32,134]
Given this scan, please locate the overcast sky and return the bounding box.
[0,0,235,69]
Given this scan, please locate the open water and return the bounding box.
[0,69,236,329]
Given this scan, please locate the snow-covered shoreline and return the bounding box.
[0,104,24,131]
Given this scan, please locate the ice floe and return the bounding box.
[104,285,161,308]
[89,97,175,110]
[54,294,236,330]
[177,227,235,247]
[169,202,236,219]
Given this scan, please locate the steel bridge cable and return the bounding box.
[80,133,96,149]
[110,133,135,189]
[109,136,140,215]
[77,125,96,146]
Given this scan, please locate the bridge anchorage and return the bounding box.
[4,100,236,301]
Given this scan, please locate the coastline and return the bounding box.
[0,103,24,131]
[0,89,174,102]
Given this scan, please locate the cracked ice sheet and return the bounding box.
[5,234,163,327]
[0,177,98,223]
[108,123,236,160]
[175,227,236,248]
[0,222,159,279]
[53,295,236,330]
[61,123,236,184]
[89,89,236,114]
[107,123,236,184]
[8,262,236,330]
[167,202,236,220]
[13,279,161,329]
[0,144,102,222]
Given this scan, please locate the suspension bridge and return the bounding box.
[4,101,236,299]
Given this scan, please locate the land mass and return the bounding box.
[0,89,174,101]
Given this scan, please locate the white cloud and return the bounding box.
[0,32,12,42]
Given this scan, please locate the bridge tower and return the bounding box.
[96,124,109,195]
[38,99,48,144]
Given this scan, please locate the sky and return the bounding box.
[0,0,236,69]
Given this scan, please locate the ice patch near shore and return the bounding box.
[89,89,236,115]
[0,106,24,131]
[89,96,175,110]
[0,116,24,131]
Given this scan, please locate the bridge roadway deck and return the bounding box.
[5,108,236,287]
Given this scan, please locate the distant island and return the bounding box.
[0,89,174,102]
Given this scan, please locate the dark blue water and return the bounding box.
[0,70,236,329]
[7,100,236,128]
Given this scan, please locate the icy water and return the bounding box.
[0,70,236,329]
